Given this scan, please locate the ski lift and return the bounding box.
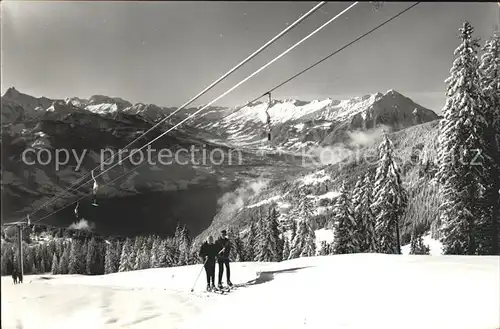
[74,201,80,218]
[91,170,99,207]
[264,92,272,142]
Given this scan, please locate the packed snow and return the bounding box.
[222,93,382,127]
[2,254,498,329]
[314,228,335,249]
[86,103,119,114]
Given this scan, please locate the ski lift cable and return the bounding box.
[26,1,328,219]
[67,1,358,189]
[218,1,420,123]
[30,2,418,227]
[30,2,359,225]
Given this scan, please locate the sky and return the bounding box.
[1,1,499,113]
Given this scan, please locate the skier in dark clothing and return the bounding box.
[12,268,18,284]
[216,230,232,288]
[199,236,218,291]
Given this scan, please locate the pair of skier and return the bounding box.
[199,229,232,291]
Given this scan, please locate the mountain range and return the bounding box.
[1,87,441,241]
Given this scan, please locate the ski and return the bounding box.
[210,288,227,294]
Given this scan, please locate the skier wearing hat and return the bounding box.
[215,229,232,288]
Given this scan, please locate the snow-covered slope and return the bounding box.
[192,90,439,151]
[2,255,498,329]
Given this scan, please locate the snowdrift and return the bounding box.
[2,254,499,329]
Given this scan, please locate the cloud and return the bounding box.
[217,179,269,216]
[346,125,391,148]
[68,218,95,231]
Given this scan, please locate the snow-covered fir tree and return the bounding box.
[110,240,122,273]
[86,237,103,275]
[244,221,258,261]
[436,21,489,255]
[294,192,315,223]
[371,133,408,254]
[255,207,283,262]
[149,236,162,268]
[351,177,367,252]
[51,253,58,274]
[131,236,144,270]
[289,220,297,248]
[227,228,245,262]
[35,244,47,274]
[135,239,151,270]
[318,240,333,256]
[352,173,377,252]
[68,239,85,274]
[81,239,89,273]
[118,238,134,272]
[157,238,169,267]
[174,224,191,266]
[478,33,500,255]
[332,181,357,254]
[289,220,316,259]
[409,228,431,255]
[282,235,290,260]
[58,242,70,274]
[300,222,316,258]
[164,237,178,267]
[104,240,116,274]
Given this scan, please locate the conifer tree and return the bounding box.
[149,236,162,268]
[227,229,245,262]
[478,33,500,255]
[295,192,315,223]
[255,207,283,262]
[409,229,431,255]
[289,220,297,245]
[51,253,58,274]
[361,174,377,252]
[68,239,84,274]
[282,235,291,260]
[135,239,151,270]
[86,237,102,275]
[165,237,178,267]
[58,242,70,274]
[436,21,488,255]
[318,241,333,256]
[173,224,191,266]
[245,221,258,261]
[300,223,316,257]
[255,214,274,262]
[104,241,115,274]
[371,133,408,254]
[268,207,284,261]
[114,240,122,272]
[81,239,89,274]
[332,181,356,254]
[157,238,168,267]
[130,236,144,270]
[118,238,134,272]
[351,177,367,252]
[352,173,377,252]
[289,220,316,259]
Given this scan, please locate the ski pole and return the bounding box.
[190,257,208,292]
